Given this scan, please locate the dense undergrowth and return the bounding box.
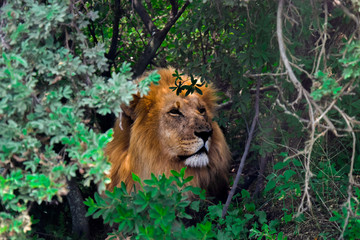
[1,0,359,239]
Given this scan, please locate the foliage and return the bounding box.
[1,0,360,239]
[85,168,204,239]
[201,189,286,240]
[161,1,358,239]
[264,157,302,202]
[330,186,360,240]
[137,70,161,97]
[169,69,206,96]
[0,0,157,238]
[311,71,342,101]
[86,169,286,240]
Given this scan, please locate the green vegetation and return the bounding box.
[86,169,286,240]
[1,0,359,239]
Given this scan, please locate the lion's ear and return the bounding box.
[121,95,140,121]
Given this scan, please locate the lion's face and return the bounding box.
[158,93,213,168]
[106,68,230,200]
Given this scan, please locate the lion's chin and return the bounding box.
[184,152,209,168]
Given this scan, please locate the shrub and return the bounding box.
[86,168,286,240]
[0,1,157,238]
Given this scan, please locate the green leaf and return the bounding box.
[264,179,277,192]
[177,200,190,208]
[241,189,250,199]
[283,170,296,182]
[244,213,254,220]
[245,202,255,212]
[190,201,200,212]
[132,173,141,184]
[10,24,26,41]
[195,87,203,95]
[274,161,288,170]
[255,210,267,224]
[170,170,180,177]
[180,167,186,177]
[291,159,302,167]
[12,55,28,68]
[333,86,342,95]
[315,70,326,78]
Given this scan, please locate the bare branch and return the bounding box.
[132,0,158,35]
[276,0,303,95]
[133,0,190,77]
[163,1,190,33]
[337,1,360,26]
[333,105,358,240]
[222,77,260,219]
[169,0,178,17]
[217,101,232,111]
[276,0,337,135]
[297,91,315,214]
[315,1,328,73]
[106,0,122,65]
[315,79,355,125]
[243,71,288,78]
[87,22,98,44]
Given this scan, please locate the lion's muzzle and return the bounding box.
[179,131,212,168]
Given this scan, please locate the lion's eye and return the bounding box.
[169,108,182,116]
[198,108,206,115]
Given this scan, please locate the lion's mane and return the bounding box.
[105,68,231,200]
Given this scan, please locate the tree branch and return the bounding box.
[132,0,158,35]
[276,0,302,95]
[87,22,98,44]
[169,0,179,17]
[337,1,359,26]
[132,0,190,77]
[66,178,90,239]
[105,0,122,66]
[276,0,338,135]
[222,77,260,219]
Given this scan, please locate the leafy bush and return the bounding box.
[86,168,287,240]
[330,187,360,240]
[0,1,159,238]
[1,0,360,239]
[85,168,205,239]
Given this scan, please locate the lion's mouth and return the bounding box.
[179,147,209,168]
[179,147,207,160]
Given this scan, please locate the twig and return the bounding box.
[222,77,260,219]
[276,0,337,135]
[315,79,356,125]
[243,71,288,78]
[217,101,232,111]
[276,98,309,124]
[289,61,313,80]
[333,105,357,240]
[315,1,328,73]
[249,85,277,94]
[337,1,360,27]
[297,91,315,214]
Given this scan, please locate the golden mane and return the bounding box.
[105,68,231,200]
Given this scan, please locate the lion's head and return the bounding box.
[105,68,231,200]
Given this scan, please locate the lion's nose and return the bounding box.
[195,130,212,142]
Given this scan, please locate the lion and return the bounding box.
[105,68,231,200]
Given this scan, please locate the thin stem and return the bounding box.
[222,77,260,219]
